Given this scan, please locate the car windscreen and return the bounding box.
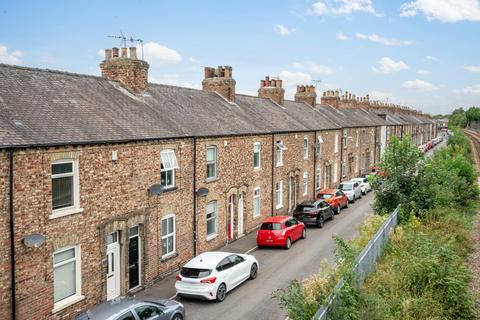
[319,193,333,199]
[339,184,353,190]
[295,205,316,212]
[180,267,211,278]
[260,222,282,230]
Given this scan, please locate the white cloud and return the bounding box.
[456,84,480,95]
[188,57,199,64]
[337,32,349,40]
[97,49,105,58]
[138,42,181,64]
[0,45,22,64]
[370,90,395,102]
[355,33,414,46]
[463,65,480,73]
[400,0,480,22]
[293,61,334,75]
[279,70,312,84]
[417,69,432,75]
[426,55,440,62]
[372,57,409,74]
[402,79,437,91]
[150,74,200,89]
[275,24,293,36]
[310,0,380,16]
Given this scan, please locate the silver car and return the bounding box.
[350,177,371,195]
[338,181,362,203]
[75,297,184,320]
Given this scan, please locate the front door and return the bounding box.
[128,226,141,290]
[237,193,244,237]
[106,231,120,301]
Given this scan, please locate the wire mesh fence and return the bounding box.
[313,206,400,320]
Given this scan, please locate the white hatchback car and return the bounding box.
[350,177,371,195]
[339,181,362,203]
[175,251,259,302]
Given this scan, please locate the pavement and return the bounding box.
[137,192,375,320]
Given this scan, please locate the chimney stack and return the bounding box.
[202,66,236,102]
[295,85,317,107]
[100,46,149,94]
[258,76,285,105]
[321,90,340,108]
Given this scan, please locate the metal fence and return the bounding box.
[313,206,400,320]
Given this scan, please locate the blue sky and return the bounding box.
[1,0,479,115]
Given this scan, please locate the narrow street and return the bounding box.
[141,193,374,320]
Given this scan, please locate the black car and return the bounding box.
[292,199,334,228]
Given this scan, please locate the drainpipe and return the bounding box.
[339,129,344,181]
[271,134,275,216]
[8,148,16,320]
[312,132,317,196]
[192,138,197,257]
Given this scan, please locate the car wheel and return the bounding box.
[172,314,183,320]
[345,201,349,208]
[216,283,227,302]
[316,216,324,228]
[301,228,307,239]
[331,211,335,220]
[249,263,258,280]
[352,197,356,203]
[285,237,292,249]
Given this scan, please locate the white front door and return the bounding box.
[106,232,120,301]
[237,193,244,236]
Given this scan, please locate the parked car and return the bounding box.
[75,297,184,320]
[339,181,362,203]
[317,188,349,214]
[293,199,335,227]
[350,177,371,195]
[257,215,306,249]
[175,251,258,302]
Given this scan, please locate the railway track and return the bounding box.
[464,129,480,171]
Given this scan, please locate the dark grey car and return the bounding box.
[75,297,184,320]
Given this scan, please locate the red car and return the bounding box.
[317,188,348,214]
[256,216,306,249]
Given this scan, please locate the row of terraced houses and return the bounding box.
[0,46,436,320]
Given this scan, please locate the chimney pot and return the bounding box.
[104,49,112,60]
[112,47,119,58]
[121,47,127,58]
[129,47,137,60]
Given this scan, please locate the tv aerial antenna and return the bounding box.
[108,30,127,48]
[312,79,322,89]
[129,36,144,60]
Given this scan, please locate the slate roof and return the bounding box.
[0,63,429,149]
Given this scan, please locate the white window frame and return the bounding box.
[343,130,348,149]
[334,132,339,153]
[160,150,179,189]
[50,159,83,219]
[52,245,83,313]
[206,201,217,240]
[275,181,283,209]
[303,137,308,159]
[253,142,261,170]
[303,172,308,196]
[315,169,321,190]
[253,187,261,217]
[206,146,217,180]
[161,214,176,259]
[316,136,324,156]
[276,141,287,167]
[333,161,338,183]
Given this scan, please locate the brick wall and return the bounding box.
[0,150,11,320]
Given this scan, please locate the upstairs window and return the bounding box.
[343,130,348,149]
[303,138,309,159]
[206,146,217,180]
[316,136,324,156]
[161,150,179,189]
[276,141,287,166]
[253,142,261,169]
[334,132,339,153]
[52,161,75,211]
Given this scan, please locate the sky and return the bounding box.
[0,0,479,115]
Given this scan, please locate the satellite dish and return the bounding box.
[196,187,209,197]
[23,233,46,248]
[148,184,164,196]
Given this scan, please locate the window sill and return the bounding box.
[206,234,217,242]
[253,167,261,171]
[275,205,283,210]
[253,214,261,219]
[161,252,178,262]
[52,295,85,314]
[49,207,84,219]
[205,177,218,184]
[276,163,283,167]
[162,186,178,194]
